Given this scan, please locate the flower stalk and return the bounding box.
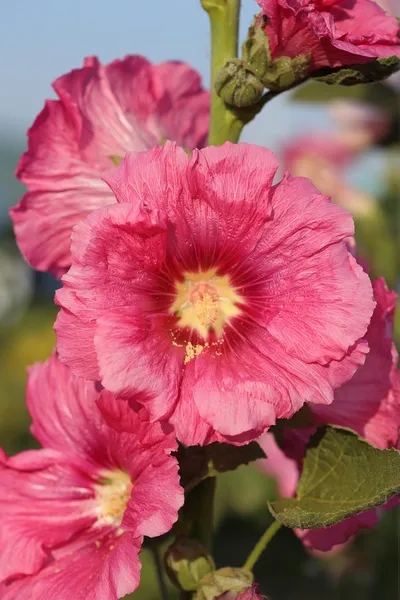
[150,543,170,600]
[243,520,282,572]
[201,0,243,145]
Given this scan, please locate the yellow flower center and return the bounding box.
[171,269,242,340]
[96,469,133,526]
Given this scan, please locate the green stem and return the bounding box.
[192,477,217,551]
[201,0,242,145]
[150,544,170,600]
[243,520,281,572]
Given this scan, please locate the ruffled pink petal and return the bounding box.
[311,278,400,448]
[53,56,147,167]
[250,174,374,365]
[103,141,189,210]
[54,309,99,380]
[0,450,96,582]
[27,353,111,468]
[55,202,169,380]
[97,390,177,452]
[122,452,184,538]
[10,96,111,277]
[296,509,379,552]
[1,529,142,600]
[95,307,184,419]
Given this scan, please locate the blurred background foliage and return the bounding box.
[0,73,398,599]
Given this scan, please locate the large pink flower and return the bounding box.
[55,142,374,446]
[259,278,400,551]
[0,353,183,599]
[10,56,209,277]
[257,0,400,73]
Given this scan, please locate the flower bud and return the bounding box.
[194,567,253,600]
[261,55,311,92]
[165,538,215,591]
[242,16,271,80]
[215,60,264,108]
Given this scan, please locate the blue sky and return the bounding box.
[0,0,334,148]
[0,0,384,209]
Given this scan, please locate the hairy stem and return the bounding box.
[243,520,282,571]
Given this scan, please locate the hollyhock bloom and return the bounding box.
[283,134,377,218]
[0,353,183,599]
[329,100,389,150]
[259,278,400,551]
[256,0,400,74]
[55,142,374,446]
[219,585,266,599]
[10,56,209,277]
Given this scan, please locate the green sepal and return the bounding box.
[194,567,253,600]
[261,54,311,91]
[215,59,265,108]
[269,425,400,529]
[314,56,400,86]
[242,15,271,80]
[165,538,215,591]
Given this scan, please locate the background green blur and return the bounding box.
[0,78,399,599]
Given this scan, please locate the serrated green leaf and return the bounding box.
[269,426,400,529]
[177,441,266,490]
[314,56,400,86]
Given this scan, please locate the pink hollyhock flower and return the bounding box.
[259,278,400,551]
[282,134,378,219]
[0,353,184,599]
[10,56,209,277]
[219,585,266,599]
[55,141,374,446]
[256,0,400,74]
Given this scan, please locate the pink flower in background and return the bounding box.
[283,133,378,218]
[259,278,400,551]
[0,353,183,599]
[257,0,400,73]
[55,142,374,446]
[10,55,209,277]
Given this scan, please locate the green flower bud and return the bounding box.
[242,16,271,80]
[165,538,215,592]
[261,55,311,92]
[194,567,253,600]
[215,60,264,108]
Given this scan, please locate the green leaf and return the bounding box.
[314,56,400,86]
[177,441,266,490]
[269,426,400,529]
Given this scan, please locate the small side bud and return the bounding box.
[165,538,215,592]
[242,16,271,80]
[261,55,311,92]
[194,567,253,600]
[314,55,400,85]
[215,59,264,108]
